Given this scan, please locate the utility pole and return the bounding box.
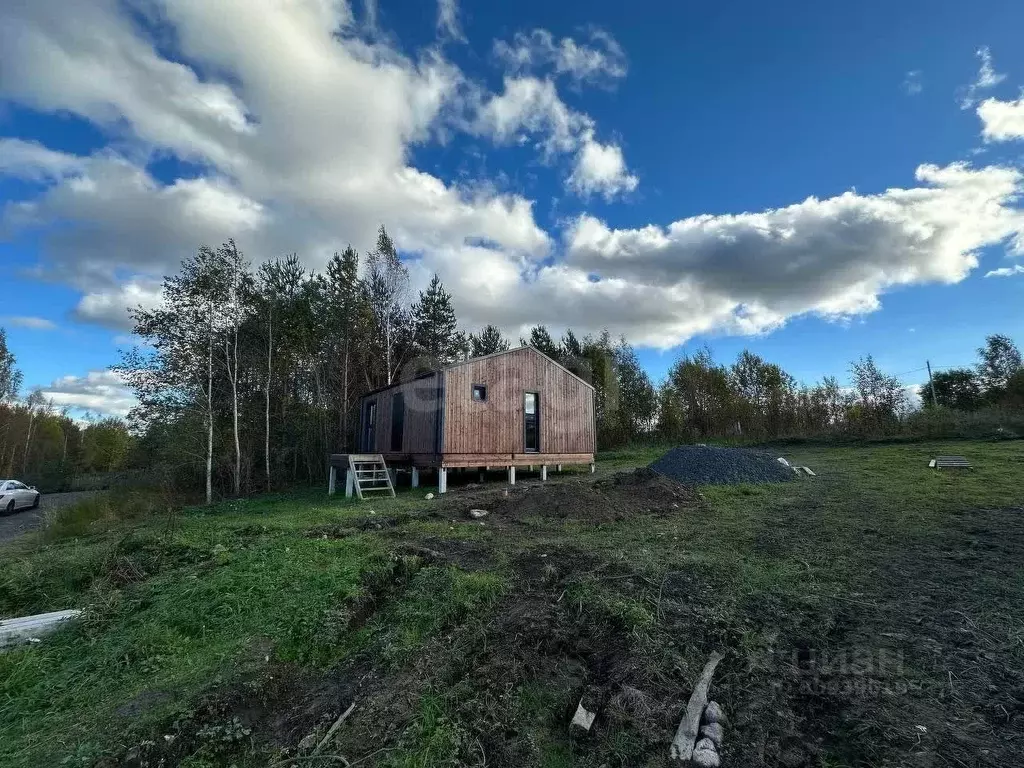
[926,360,938,407]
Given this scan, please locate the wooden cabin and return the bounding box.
[340,346,595,493]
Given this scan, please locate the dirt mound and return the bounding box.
[650,445,794,486]
[443,467,699,525]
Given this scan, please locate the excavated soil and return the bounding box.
[439,466,699,525]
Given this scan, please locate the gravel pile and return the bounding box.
[649,445,795,486]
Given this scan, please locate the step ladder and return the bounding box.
[347,454,396,500]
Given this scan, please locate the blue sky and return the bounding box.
[2,0,1024,416]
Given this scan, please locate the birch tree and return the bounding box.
[218,240,250,497]
[0,328,21,403]
[120,246,228,504]
[365,226,411,387]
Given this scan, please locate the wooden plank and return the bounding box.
[935,455,971,468]
[1,609,82,648]
[440,452,593,468]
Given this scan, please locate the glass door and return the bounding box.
[524,392,539,452]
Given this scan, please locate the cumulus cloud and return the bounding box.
[959,46,1006,109]
[568,134,638,199]
[2,316,58,331]
[978,97,1024,142]
[39,370,137,418]
[494,28,627,87]
[565,163,1024,347]
[1,0,551,329]
[2,1,1024,353]
[74,279,165,329]
[985,264,1024,278]
[472,76,637,198]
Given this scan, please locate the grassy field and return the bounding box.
[1,440,1022,767]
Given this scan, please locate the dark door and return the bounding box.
[390,393,405,452]
[362,400,376,451]
[524,392,540,452]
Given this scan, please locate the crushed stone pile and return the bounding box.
[650,445,795,486]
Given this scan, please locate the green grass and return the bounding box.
[1,439,1022,767]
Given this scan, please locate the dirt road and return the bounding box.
[0,492,96,544]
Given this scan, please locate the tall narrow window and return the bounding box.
[391,392,405,452]
[363,400,377,451]
[524,392,539,452]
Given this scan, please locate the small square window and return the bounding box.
[472,384,487,402]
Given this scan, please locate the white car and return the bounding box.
[0,480,41,512]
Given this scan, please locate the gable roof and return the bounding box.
[359,345,595,399]
[447,345,596,391]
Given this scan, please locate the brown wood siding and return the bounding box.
[442,348,595,456]
[359,374,440,455]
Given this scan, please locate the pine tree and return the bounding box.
[469,324,510,357]
[524,325,559,360]
[325,246,367,448]
[413,274,465,367]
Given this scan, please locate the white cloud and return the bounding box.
[974,46,1006,89]
[2,316,58,331]
[978,97,1024,142]
[494,28,627,87]
[39,370,137,419]
[74,279,165,329]
[472,76,637,198]
[902,70,922,96]
[1,0,551,328]
[564,163,1024,347]
[473,76,588,153]
[437,0,463,41]
[984,264,1024,278]
[959,46,1006,109]
[568,133,638,199]
[0,139,84,181]
[2,1,1024,352]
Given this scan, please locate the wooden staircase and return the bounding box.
[348,454,396,500]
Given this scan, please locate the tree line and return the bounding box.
[1,229,1021,499]
[654,335,1023,442]
[0,328,132,489]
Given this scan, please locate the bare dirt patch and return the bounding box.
[437,467,699,526]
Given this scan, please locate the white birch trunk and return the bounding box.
[205,300,214,506]
[385,316,394,385]
[22,409,35,474]
[265,306,272,492]
[341,338,350,450]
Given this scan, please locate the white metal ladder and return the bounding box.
[348,454,396,500]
